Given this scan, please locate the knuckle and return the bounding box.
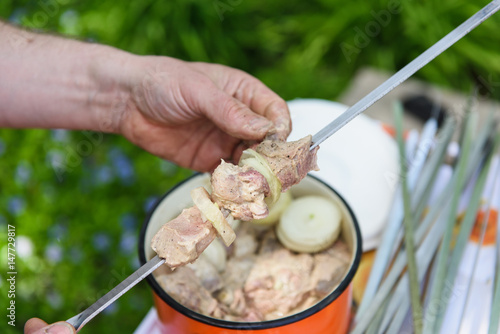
[222,99,248,122]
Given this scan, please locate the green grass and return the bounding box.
[1,0,499,333]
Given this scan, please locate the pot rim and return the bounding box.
[138,173,362,330]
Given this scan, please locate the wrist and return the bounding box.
[86,45,142,134]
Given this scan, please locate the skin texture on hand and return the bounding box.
[24,318,76,334]
[0,22,291,172]
[119,58,291,171]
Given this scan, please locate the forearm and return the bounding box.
[0,22,136,133]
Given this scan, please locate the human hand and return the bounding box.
[117,57,291,171]
[24,318,75,334]
[1,23,290,171]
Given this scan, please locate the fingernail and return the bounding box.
[277,116,290,131]
[45,323,74,334]
[250,118,273,132]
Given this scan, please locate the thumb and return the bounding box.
[25,319,76,334]
[199,86,274,140]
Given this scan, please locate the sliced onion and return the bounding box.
[239,148,281,205]
[251,190,292,226]
[277,196,341,253]
[201,238,227,272]
[191,187,236,247]
[226,214,241,231]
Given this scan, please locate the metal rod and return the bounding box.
[66,255,165,332]
[311,0,500,149]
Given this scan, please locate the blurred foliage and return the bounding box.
[0,129,193,334]
[0,0,499,333]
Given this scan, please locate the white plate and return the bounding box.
[287,99,399,250]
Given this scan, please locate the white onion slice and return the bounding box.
[191,187,236,247]
[226,214,241,231]
[276,196,341,253]
[251,190,292,226]
[239,149,281,205]
[201,238,227,272]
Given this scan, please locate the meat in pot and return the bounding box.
[151,206,216,268]
[255,135,319,192]
[211,161,270,221]
[155,225,351,322]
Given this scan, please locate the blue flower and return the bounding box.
[92,233,111,251]
[120,232,137,254]
[103,301,118,315]
[9,8,26,24]
[143,196,158,213]
[15,162,32,185]
[8,196,25,216]
[47,291,63,309]
[45,149,65,169]
[47,223,67,241]
[51,129,70,142]
[69,247,83,264]
[120,213,137,231]
[0,138,5,157]
[109,149,135,185]
[45,244,63,263]
[96,165,114,185]
[129,257,140,270]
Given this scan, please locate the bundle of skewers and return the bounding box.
[351,101,500,334]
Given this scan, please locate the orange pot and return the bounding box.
[139,174,362,334]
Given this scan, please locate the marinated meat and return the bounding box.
[217,230,261,320]
[152,135,320,270]
[258,229,282,255]
[255,135,319,191]
[221,289,248,318]
[154,230,352,322]
[309,242,350,298]
[322,238,352,263]
[221,256,255,290]
[211,161,270,221]
[151,207,216,268]
[187,256,223,293]
[244,248,314,320]
[156,266,221,317]
[231,224,259,258]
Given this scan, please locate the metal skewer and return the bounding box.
[310,0,500,149]
[66,255,165,332]
[63,1,500,331]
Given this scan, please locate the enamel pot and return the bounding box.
[139,173,362,334]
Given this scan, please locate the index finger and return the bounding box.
[232,75,291,141]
